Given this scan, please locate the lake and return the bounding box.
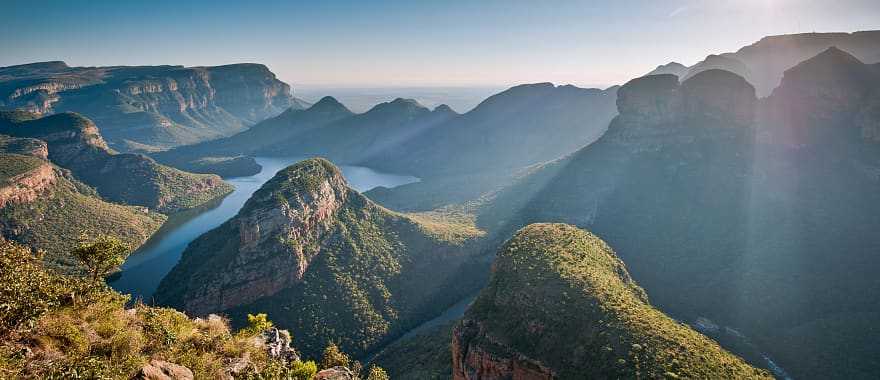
[108,157,419,301]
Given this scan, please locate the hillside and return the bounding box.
[362,83,618,178]
[0,61,303,151]
[155,158,486,358]
[0,238,346,379]
[153,96,356,176]
[0,136,165,270]
[0,111,232,213]
[476,50,880,379]
[453,224,771,379]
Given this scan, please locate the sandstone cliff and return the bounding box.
[0,135,165,270]
[0,111,231,213]
[157,158,484,357]
[0,61,302,151]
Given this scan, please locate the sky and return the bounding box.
[2,0,879,89]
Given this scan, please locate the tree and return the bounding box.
[365,365,390,380]
[72,235,130,283]
[320,342,350,369]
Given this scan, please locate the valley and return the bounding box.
[2,5,880,377]
[110,157,419,301]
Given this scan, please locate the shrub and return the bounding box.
[320,343,350,369]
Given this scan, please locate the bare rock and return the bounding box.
[314,366,356,380]
[132,360,193,380]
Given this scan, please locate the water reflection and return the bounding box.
[108,157,418,301]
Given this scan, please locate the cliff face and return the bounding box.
[0,135,165,270]
[0,111,231,213]
[174,160,350,313]
[452,224,770,380]
[0,137,57,208]
[157,158,484,357]
[477,50,880,379]
[0,61,300,151]
[642,31,880,97]
[766,47,880,141]
[616,70,756,127]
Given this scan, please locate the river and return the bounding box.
[108,157,418,302]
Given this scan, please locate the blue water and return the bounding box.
[108,157,418,302]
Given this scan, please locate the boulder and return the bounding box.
[132,360,193,380]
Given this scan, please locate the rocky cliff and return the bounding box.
[766,47,880,142]
[452,224,771,380]
[0,61,302,151]
[0,135,165,270]
[156,158,484,357]
[476,50,880,379]
[0,111,231,213]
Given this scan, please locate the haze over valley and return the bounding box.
[2,1,880,379]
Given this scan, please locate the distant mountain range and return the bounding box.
[0,61,305,151]
[646,30,880,96]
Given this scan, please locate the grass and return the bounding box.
[0,153,44,185]
[371,322,454,380]
[462,223,772,379]
[0,239,318,379]
[0,170,165,272]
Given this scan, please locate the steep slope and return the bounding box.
[358,83,618,212]
[0,136,165,270]
[453,224,771,380]
[156,158,485,357]
[0,111,231,213]
[477,52,880,379]
[0,238,323,379]
[0,61,301,151]
[266,98,458,164]
[673,30,880,96]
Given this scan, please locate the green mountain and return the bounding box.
[0,111,232,213]
[476,49,880,379]
[0,135,165,270]
[155,158,485,358]
[453,223,771,379]
[0,61,304,151]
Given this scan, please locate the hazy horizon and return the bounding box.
[2,0,880,88]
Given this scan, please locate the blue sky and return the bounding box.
[2,0,879,88]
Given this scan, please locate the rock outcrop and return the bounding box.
[0,61,303,151]
[452,224,771,380]
[314,366,356,380]
[133,360,194,380]
[0,135,165,272]
[0,111,231,213]
[647,31,880,96]
[616,69,756,127]
[0,159,57,208]
[769,47,879,124]
[156,158,483,357]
